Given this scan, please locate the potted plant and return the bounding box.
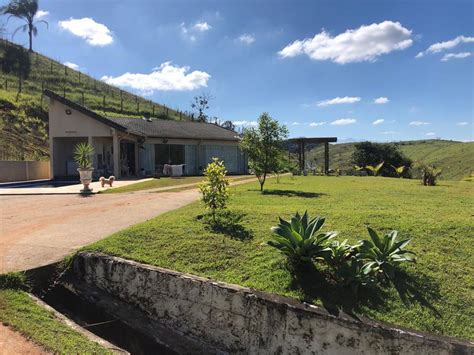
[74,142,94,193]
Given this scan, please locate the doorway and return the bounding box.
[120,142,136,177]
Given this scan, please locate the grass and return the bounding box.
[84,175,473,340]
[308,139,474,180]
[103,175,254,193]
[0,286,110,354]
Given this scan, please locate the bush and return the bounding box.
[267,212,417,294]
[0,272,28,290]
[414,163,442,186]
[199,158,230,220]
[352,142,412,177]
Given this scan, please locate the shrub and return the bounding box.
[0,272,28,290]
[267,211,336,264]
[356,227,416,281]
[199,158,230,220]
[391,165,406,178]
[332,257,377,294]
[420,164,442,186]
[365,161,384,176]
[352,142,412,177]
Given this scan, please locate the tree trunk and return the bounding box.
[259,173,267,192]
[28,23,33,52]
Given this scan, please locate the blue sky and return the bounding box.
[3,0,473,141]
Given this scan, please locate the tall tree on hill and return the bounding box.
[191,93,212,122]
[2,0,48,52]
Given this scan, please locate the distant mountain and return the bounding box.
[0,39,190,161]
[306,139,474,181]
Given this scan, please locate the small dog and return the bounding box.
[99,176,115,187]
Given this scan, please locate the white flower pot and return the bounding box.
[78,168,94,193]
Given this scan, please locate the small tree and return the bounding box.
[240,113,288,191]
[199,158,229,221]
[191,93,212,122]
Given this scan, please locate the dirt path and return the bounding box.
[0,189,200,273]
[0,324,49,355]
[0,177,259,273]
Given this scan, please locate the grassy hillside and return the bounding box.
[307,139,474,180]
[0,39,190,160]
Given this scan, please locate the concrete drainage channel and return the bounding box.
[27,253,473,355]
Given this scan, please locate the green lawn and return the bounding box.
[84,176,473,340]
[0,289,110,354]
[103,175,254,194]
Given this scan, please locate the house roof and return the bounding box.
[44,90,240,141]
[105,116,240,141]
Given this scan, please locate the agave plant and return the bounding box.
[356,227,416,280]
[391,165,406,178]
[365,161,384,176]
[267,211,336,263]
[325,239,353,267]
[333,257,376,294]
[73,142,94,169]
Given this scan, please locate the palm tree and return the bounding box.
[2,0,48,52]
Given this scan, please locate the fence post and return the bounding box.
[50,61,53,74]
[81,91,85,106]
[4,79,7,90]
[120,99,123,113]
[103,95,106,111]
[64,66,67,76]
[152,105,155,116]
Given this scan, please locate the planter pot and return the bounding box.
[77,168,94,193]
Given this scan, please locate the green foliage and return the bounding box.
[268,211,336,263]
[365,161,384,176]
[357,227,416,280]
[352,142,412,177]
[240,112,289,191]
[332,257,377,294]
[391,164,406,177]
[199,158,230,219]
[0,272,28,290]
[73,142,94,169]
[415,162,442,186]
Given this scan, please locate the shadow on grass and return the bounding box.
[198,210,253,241]
[261,189,326,198]
[287,262,440,319]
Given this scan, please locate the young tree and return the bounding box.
[199,158,230,221]
[190,93,212,122]
[240,113,288,191]
[2,0,48,52]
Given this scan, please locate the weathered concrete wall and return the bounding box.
[72,252,473,355]
[0,160,50,182]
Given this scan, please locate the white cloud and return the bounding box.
[330,118,357,126]
[425,132,436,136]
[36,10,49,19]
[278,21,413,64]
[309,121,326,127]
[292,121,300,126]
[373,119,385,125]
[381,131,398,134]
[238,34,255,44]
[59,17,113,46]
[416,35,474,58]
[233,120,258,127]
[317,96,361,107]
[441,52,471,62]
[409,121,430,126]
[456,121,469,126]
[193,22,211,32]
[101,62,210,93]
[63,61,79,70]
[374,97,389,104]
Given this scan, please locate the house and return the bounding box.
[45,90,247,179]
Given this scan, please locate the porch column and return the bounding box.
[112,129,120,178]
[324,141,329,175]
[135,142,139,177]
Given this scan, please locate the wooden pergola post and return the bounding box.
[287,137,337,175]
[324,141,329,175]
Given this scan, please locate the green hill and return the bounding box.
[307,139,474,181]
[0,39,190,161]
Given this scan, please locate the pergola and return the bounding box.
[287,137,337,174]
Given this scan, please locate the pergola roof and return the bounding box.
[287,137,337,144]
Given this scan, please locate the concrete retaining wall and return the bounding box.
[0,160,50,182]
[72,252,473,354]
